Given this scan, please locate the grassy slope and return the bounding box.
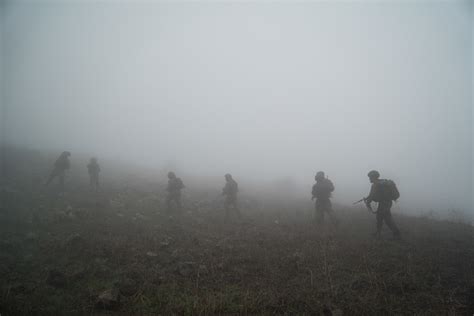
[0,147,473,315]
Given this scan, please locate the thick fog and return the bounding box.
[1,1,472,213]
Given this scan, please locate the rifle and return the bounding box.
[353,198,366,205]
[353,197,376,214]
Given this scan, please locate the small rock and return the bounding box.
[322,307,343,316]
[160,240,170,247]
[0,240,15,253]
[70,267,86,281]
[119,279,138,297]
[177,262,195,277]
[25,232,37,241]
[110,200,124,208]
[146,251,158,257]
[65,234,85,250]
[95,289,120,310]
[136,213,147,220]
[47,269,67,288]
[198,264,209,275]
[333,309,343,316]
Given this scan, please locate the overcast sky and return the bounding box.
[1,1,472,212]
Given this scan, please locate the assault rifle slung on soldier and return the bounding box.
[353,197,376,213]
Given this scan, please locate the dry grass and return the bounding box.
[0,146,473,315]
[1,183,473,315]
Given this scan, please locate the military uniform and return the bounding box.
[366,173,400,238]
[222,174,241,219]
[166,173,184,211]
[312,174,338,225]
[46,151,71,189]
[87,159,100,190]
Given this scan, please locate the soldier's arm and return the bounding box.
[365,184,376,203]
[328,180,335,192]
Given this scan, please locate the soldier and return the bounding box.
[87,157,100,191]
[166,171,184,211]
[45,151,71,189]
[222,173,241,219]
[365,170,401,239]
[311,171,338,225]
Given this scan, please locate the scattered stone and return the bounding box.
[25,232,38,241]
[54,211,67,221]
[47,269,67,288]
[177,262,195,277]
[95,289,120,310]
[110,200,124,209]
[69,267,86,282]
[322,307,343,316]
[119,278,138,297]
[65,234,85,250]
[136,213,148,220]
[198,264,209,275]
[160,239,171,247]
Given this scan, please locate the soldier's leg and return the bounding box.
[384,210,400,237]
[175,195,182,211]
[46,169,57,185]
[232,199,242,219]
[315,200,324,224]
[224,197,231,219]
[326,200,339,226]
[375,209,384,237]
[166,195,173,211]
[58,172,65,190]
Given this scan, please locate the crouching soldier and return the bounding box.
[166,172,184,212]
[222,173,241,220]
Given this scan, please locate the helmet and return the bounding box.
[225,173,232,180]
[315,171,325,180]
[367,170,380,179]
[168,171,176,179]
